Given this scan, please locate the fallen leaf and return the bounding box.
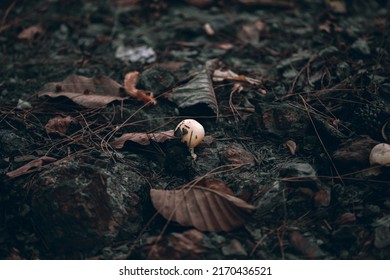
[284,140,297,155]
[335,212,356,225]
[145,229,206,259]
[6,156,57,178]
[203,23,215,35]
[38,75,127,108]
[221,145,255,165]
[172,60,219,116]
[325,0,346,14]
[289,231,325,259]
[169,229,206,254]
[150,185,256,232]
[237,21,265,46]
[110,130,175,148]
[198,178,235,196]
[45,116,78,135]
[314,187,331,207]
[212,69,262,85]
[18,24,44,40]
[124,71,157,105]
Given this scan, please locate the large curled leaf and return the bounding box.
[150,185,256,232]
[38,75,127,108]
[172,60,219,116]
[110,130,175,148]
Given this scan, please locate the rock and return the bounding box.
[0,130,30,156]
[332,136,380,171]
[278,162,319,190]
[351,39,370,56]
[31,160,145,256]
[318,46,339,57]
[336,62,351,80]
[372,215,390,249]
[138,66,176,96]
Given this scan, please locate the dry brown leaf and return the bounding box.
[325,0,346,13]
[145,229,206,259]
[150,185,256,232]
[212,69,262,85]
[6,156,57,178]
[221,145,255,165]
[199,178,235,196]
[284,140,297,155]
[39,75,127,108]
[124,71,157,105]
[110,130,175,149]
[289,231,325,259]
[18,24,44,40]
[314,187,331,207]
[237,21,265,45]
[45,116,77,135]
[169,229,206,254]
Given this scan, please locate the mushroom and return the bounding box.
[174,119,205,160]
[369,143,390,166]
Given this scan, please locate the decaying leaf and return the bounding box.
[284,140,297,155]
[289,231,325,259]
[145,229,206,259]
[325,0,346,14]
[198,178,235,196]
[38,75,127,108]
[6,156,57,178]
[203,23,215,36]
[172,60,219,116]
[110,130,175,148]
[124,71,157,105]
[18,24,44,40]
[237,20,265,46]
[212,69,262,85]
[150,185,256,232]
[314,186,331,207]
[45,116,78,135]
[221,145,255,166]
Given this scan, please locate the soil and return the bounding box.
[1,0,390,260]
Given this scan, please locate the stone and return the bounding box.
[31,160,145,256]
[351,39,370,56]
[278,162,319,189]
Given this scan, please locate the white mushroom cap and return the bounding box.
[174,119,205,148]
[369,143,390,166]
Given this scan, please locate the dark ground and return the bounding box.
[0,0,390,259]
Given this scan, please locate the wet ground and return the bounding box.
[0,0,389,259]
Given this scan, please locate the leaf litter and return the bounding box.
[39,75,127,108]
[1,0,390,260]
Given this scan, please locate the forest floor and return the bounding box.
[0,0,389,259]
